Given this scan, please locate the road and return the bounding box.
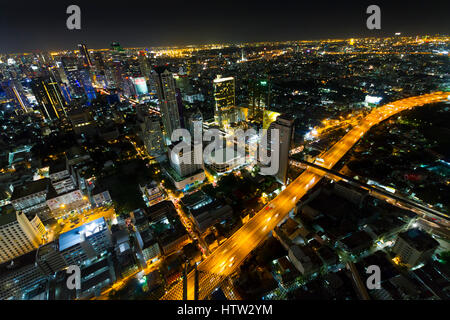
[161,91,449,300]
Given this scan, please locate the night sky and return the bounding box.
[1,0,449,53]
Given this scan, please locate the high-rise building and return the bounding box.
[92,51,106,71]
[61,56,84,98]
[185,107,203,143]
[168,141,203,178]
[78,43,93,68]
[140,115,166,157]
[249,79,270,123]
[61,57,96,102]
[0,208,46,263]
[30,76,67,120]
[0,80,31,113]
[266,114,294,185]
[110,41,122,52]
[213,75,235,127]
[151,66,181,144]
[138,51,151,80]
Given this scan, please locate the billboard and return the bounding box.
[132,77,148,96]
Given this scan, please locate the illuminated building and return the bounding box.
[166,141,205,191]
[58,217,112,267]
[92,51,106,71]
[48,161,76,195]
[68,107,97,136]
[185,107,203,143]
[262,110,280,130]
[392,229,439,267]
[132,77,149,96]
[213,75,235,127]
[36,241,68,275]
[10,178,51,218]
[138,51,151,79]
[0,208,46,263]
[266,114,295,184]
[168,141,203,178]
[140,181,166,207]
[206,147,246,174]
[61,57,96,102]
[151,66,181,144]
[140,115,166,157]
[78,43,93,68]
[249,79,270,123]
[31,76,67,120]
[0,249,48,300]
[110,41,122,52]
[0,80,31,113]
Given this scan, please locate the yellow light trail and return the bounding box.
[161,91,449,300]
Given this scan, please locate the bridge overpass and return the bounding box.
[161,91,449,300]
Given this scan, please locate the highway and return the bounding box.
[161,91,449,300]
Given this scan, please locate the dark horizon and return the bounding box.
[1,0,449,53]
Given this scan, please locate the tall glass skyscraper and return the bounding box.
[213,75,235,127]
[31,76,68,120]
[151,66,181,145]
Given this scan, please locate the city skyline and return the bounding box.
[1,0,450,53]
[0,1,449,305]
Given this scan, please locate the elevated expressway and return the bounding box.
[161,91,450,300]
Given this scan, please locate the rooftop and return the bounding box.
[398,228,439,252]
[58,217,107,251]
[10,178,50,201]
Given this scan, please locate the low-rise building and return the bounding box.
[393,228,439,267]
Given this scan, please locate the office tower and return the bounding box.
[267,114,294,185]
[213,75,235,127]
[185,107,203,143]
[92,51,106,72]
[31,76,68,120]
[78,43,93,68]
[61,56,96,103]
[79,68,96,102]
[122,76,137,98]
[61,56,84,98]
[140,115,166,157]
[138,51,151,79]
[58,217,112,267]
[0,209,46,263]
[0,80,31,113]
[151,66,181,144]
[168,141,203,178]
[249,79,270,123]
[110,41,122,52]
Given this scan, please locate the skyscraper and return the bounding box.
[78,43,93,68]
[31,76,68,120]
[249,79,270,124]
[267,114,294,185]
[138,51,151,80]
[213,75,235,127]
[140,115,166,157]
[61,56,96,103]
[0,80,31,113]
[151,66,181,144]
